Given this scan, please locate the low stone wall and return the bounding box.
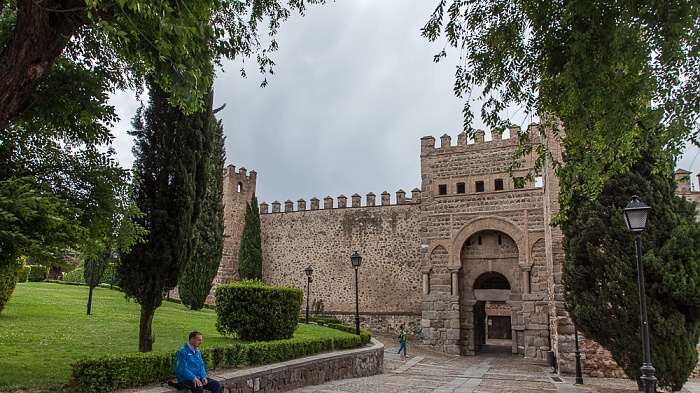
[136,339,384,393]
[317,311,421,336]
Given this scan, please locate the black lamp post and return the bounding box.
[305,265,313,324]
[623,195,656,393]
[350,251,362,335]
[574,326,583,384]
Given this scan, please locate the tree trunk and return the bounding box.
[138,305,155,352]
[0,0,85,129]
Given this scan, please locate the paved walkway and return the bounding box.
[289,336,699,393]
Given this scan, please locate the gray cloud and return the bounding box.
[110,0,700,204]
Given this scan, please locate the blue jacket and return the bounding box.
[175,343,207,382]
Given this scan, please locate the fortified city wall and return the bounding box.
[258,191,423,330]
[215,126,700,380]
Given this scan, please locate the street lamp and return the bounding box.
[623,195,656,393]
[350,251,362,335]
[305,265,313,324]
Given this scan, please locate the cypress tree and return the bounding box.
[178,112,225,310]
[562,125,700,390]
[118,79,214,352]
[238,194,262,280]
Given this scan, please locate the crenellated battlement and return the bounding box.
[259,188,421,214]
[420,124,539,155]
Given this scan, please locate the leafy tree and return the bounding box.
[0,0,323,129]
[422,0,700,199]
[118,79,214,352]
[178,110,226,311]
[562,124,700,391]
[0,57,143,301]
[238,194,262,280]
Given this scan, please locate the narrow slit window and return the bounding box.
[478,235,482,245]
[237,182,243,192]
[475,181,485,192]
[438,184,447,195]
[498,234,502,245]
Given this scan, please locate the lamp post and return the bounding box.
[623,195,656,393]
[305,265,313,324]
[350,251,362,335]
[574,326,583,384]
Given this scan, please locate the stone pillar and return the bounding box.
[411,188,421,203]
[422,267,432,295]
[338,195,347,208]
[284,200,294,212]
[324,196,333,209]
[297,198,306,211]
[457,132,467,146]
[523,271,531,294]
[381,191,390,205]
[440,134,451,148]
[449,265,461,296]
[366,192,376,206]
[475,129,485,143]
[259,202,269,214]
[351,193,361,207]
[272,201,281,213]
[310,197,320,210]
[396,189,406,204]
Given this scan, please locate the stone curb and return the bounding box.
[134,338,384,393]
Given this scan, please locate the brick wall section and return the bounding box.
[259,202,422,319]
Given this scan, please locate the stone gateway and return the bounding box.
[214,127,700,376]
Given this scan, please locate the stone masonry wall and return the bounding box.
[259,196,422,329]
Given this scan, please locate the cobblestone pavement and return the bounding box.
[289,336,698,393]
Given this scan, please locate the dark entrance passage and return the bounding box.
[472,272,513,354]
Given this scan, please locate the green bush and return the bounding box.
[215,280,303,341]
[17,266,31,283]
[28,265,49,282]
[0,261,21,314]
[68,323,370,392]
[63,267,86,284]
[70,351,175,393]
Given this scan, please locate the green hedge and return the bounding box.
[0,262,21,315]
[69,325,372,392]
[28,265,49,282]
[63,267,86,284]
[17,265,31,283]
[215,280,303,341]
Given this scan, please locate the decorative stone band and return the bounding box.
[133,339,384,393]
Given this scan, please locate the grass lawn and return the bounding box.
[0,282,350,392]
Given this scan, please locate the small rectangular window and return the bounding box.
[438,184,447,195]
[495,179,504,191]
[475,181,485,192]
[514,177,525,189]
[456,182,466,193]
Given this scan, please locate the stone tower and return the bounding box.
[214,165,257,292]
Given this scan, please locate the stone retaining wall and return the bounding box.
[135,339,384,393]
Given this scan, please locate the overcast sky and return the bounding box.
[109,0,700,206]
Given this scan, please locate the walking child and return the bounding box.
[397,324,408,357]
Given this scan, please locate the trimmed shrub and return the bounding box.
[70,351,175,393]
[215,280,303,341]
[63,267,86,284]
[28,265,49,282]
[0,261,21,314]
[18,266,30,283]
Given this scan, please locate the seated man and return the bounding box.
[175,331,222,393]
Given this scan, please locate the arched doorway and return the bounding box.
[473,272,512,353]
[459,230,520,355]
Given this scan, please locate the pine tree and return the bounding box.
[562,126,700,391]
[238,194,262,280]
[178,112,225,310]
[117,79,214,352]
